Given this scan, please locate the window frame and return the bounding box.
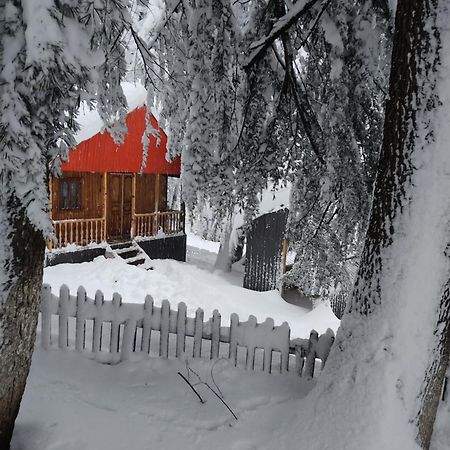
[59,177,82,211]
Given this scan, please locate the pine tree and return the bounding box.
[0,1,130,446]
[288,0,450,447]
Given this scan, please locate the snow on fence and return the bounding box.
[39,284,335,376]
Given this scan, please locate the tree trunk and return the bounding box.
[0,196,45,449]
[287,0,450,449]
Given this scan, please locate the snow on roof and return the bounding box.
[74,82,147,143]
[232,182,291,232]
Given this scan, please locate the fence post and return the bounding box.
[263,318,275,374]
[210,310,221,359]
[246,316,257,370]
[121,317,137,361]
[294,343,305,377]
[142,295,154,353]
[41,284,52,350]
[160,300,170,358]
[229,313,239,366]
[75,286,87,351]
[304,330,319,378]
[280,322,290,373]
[319,329,335,369]
[193,308,204,358]
[59,285,70,350]
[176,302,187,358]
[92,290,104,353]
[110,293,122,353]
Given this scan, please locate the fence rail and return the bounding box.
[135,210,183,238]
[39,285,335,376]
[53,218,106,248]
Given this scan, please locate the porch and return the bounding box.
[50,209,184,249]
[49,170,185,249]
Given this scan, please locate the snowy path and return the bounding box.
[12,350,311,450]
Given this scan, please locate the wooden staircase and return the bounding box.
[109,241,147,266]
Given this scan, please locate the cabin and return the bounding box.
[47,104,186,266]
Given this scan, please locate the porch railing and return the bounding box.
[53,218,106,249]
[134,210,183,238]
[50,210,183,249]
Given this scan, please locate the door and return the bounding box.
[107,173,133,240]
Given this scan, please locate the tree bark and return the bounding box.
[288,0,450,448]
[0,196,45,449]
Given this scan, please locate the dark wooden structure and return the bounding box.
[243,209,289,292]
[49,106,184,250]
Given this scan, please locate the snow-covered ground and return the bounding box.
[12,233,341,450]
[9,234,450,449]
[43,235,340,339]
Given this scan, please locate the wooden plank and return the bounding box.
[131,173,136,238]
[75,286,86,351]
[58,285,70,350]
[92,290,104,353]
[103,172,108,239]
[210,310,221,359]
[304,330,318,378]
[142,295,154,353]
[41,284,52,350]
[121,317,137,361]
[110,293,122,353]
[229,313,239,366]
[245,316,257,370]
[176,302,187,357]
[263,318,275,373]
[160,300,170,358]
[193,308,204,358]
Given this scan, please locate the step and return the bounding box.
[117,249,140,260]
[110,241,132,250]
[128,258,146,266]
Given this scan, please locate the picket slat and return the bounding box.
[92,290,103,353]
[160,300,170,358]
[59,285,70,350]
[142,295,154,353]
[210,310,221,359]
[75,287,87,351]
[41,284,52,350]
[176,302,187,357]
[110,293,122,353]
[193,308,203,358]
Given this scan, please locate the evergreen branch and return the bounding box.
[296,0,332,50]
[129,26,162,91]
[244,0,321,71]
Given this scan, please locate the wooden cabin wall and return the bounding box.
[51,172,104,220]
[159,174,167,211]
[135,174,168,213]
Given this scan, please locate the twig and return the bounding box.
[210,358,227,398]
[177,371,205,403]
[202,382,238,421]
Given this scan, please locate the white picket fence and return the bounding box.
[39,284,335,376]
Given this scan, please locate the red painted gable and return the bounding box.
[62,106,180,176]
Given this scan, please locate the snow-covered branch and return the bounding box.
[244,0,321,70]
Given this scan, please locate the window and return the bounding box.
[59,178,81,210]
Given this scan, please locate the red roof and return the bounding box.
[62,107,180,176]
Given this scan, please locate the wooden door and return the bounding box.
[107,174,133,241]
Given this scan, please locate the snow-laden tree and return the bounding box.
[273,0,392,298]
[140,0,393,283]
[0,1,130,446]
[284,0,450,448]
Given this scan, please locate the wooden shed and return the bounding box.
[49,106,184,253]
